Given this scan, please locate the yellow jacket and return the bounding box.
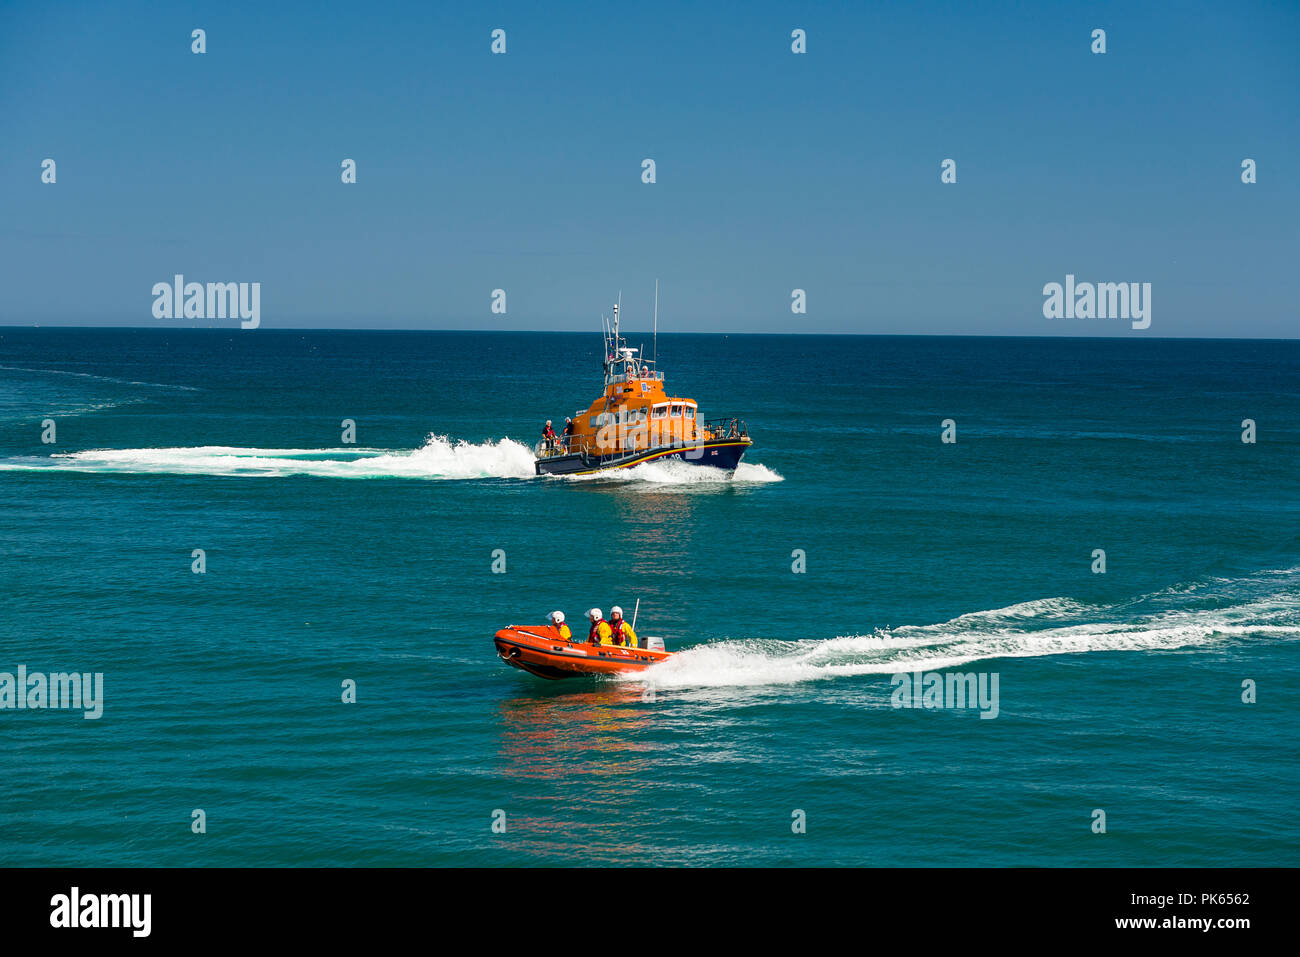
[612,621,638,648]
[557,623,572,640]
[591,620,612,644]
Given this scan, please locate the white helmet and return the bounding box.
[587,608,602,621]
[549,611,565,624]
[610,605,623,617]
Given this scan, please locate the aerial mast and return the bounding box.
[653,279,658,368]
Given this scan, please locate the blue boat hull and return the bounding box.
[535,439,751,476]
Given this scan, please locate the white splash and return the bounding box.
[627,572,1300,690]
[553,457,783,486]
[0,434,537,480]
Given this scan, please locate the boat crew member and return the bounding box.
[562,417,574,448]
[609,606,638,648]
[587,608,612,645]
[548,610,572,641]
[542,420,557,451]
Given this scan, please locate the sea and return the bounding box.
[1,329,1297,866]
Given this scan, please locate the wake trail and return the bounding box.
[0,435,537,480]
[0,364,200,391]
[0,435,783,484]
[626,568,1300,689]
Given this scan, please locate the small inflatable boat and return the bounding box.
[494,625,671,679]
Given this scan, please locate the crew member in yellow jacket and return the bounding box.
[586,608,612,645]
[609,605,638,648]
[548,610,572,640]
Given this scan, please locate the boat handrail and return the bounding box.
[535,440,572,458]
[700,416,748,440]
[611,369,663,383]
[537,432,717,458]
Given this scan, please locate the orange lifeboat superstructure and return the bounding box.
[535,295,753,476]
[494,625,672,679]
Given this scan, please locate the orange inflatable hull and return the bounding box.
[494,625,672,679]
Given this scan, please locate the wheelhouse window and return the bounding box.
[652,405,668,419]
[684,405,696,420]
[670,404,683,417]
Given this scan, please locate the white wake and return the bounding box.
[0,435,782,485]
[625,571,1300,689]
[552,458,783,486]
[0,434,537,480]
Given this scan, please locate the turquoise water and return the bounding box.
[1,329,1297,866]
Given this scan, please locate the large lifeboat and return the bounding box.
[534,292,753,476]
[494,625,672,679]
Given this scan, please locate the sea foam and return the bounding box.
[1,435,782,485]
[0,434,537,480]
[625,570,1300,690]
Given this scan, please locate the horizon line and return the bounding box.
[0,325,1297,343]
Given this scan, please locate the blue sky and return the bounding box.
[1,0,1296,335]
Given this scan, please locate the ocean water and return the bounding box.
[0,329,1297,867]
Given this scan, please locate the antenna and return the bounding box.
[601,312,611,381]
[653,279,659,367]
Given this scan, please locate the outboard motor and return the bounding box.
[645,636,666,652]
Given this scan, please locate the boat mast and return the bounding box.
[653,279,658,369]
[607,291,624,387]
[601,310,612,385]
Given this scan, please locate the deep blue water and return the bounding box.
[1,329,1297,866]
